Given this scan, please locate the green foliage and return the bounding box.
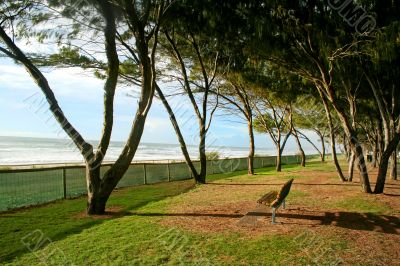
[204,151,220,160]
[35,46,97,68]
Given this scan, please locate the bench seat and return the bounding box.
[257,179,294,224]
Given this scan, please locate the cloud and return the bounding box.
[145,117,172,131]
[0,130,57,139]
[0,59,104,101]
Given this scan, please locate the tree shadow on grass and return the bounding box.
[278,211,400,235]
[206,182,400,190]
[383,193,400,197]
[0,182,195,263]
[131,210,400,235]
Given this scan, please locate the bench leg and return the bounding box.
[282,199,286,210]
[271,208,276,224]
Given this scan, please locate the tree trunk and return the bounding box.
[348,151,355,182]
[86,166,107,215]
[318,85,371,192]
[155,84,199,178]
[330,130,346,182]
[372,140,378,168]
[87,195,108,215]
[319,90,346,182]
[293,128,306,167]
[376,119,384,164]
[353,141,372,193]
[248,119,255,175]
[391,148,397,180]
[389,114,398,180]
[320,134,326,162]
[298,131,322,161]
[375,135,400,193]
[276,144,282,172]
[89,4,164,214]
[343,134,350,162]
[197,124,207,184]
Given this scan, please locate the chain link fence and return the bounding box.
[0,155,314,212]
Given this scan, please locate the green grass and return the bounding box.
[7,218,345,266]
[0,156,302,212]
[327,197,392,214]
[0,180,194,263]
[0,162,351,265]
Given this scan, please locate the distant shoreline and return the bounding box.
[0,135,253,150]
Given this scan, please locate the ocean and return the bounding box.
[0,136,286,166]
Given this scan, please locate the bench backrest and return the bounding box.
[270,178,294,208]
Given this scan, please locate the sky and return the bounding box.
[0,57,323,154]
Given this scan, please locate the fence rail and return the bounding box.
[0,155,319,212]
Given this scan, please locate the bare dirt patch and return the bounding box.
[156,164,400,263]
[73,205,126,220]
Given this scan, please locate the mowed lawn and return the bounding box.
[0,161,399,265]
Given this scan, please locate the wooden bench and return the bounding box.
[257,178,294,224]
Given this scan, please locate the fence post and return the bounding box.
[62,168,67,199]
[143,164,147,185]
[167,161,171,182]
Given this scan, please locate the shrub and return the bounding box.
[205,151,220,160]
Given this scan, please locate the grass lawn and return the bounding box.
[0,161,399,265]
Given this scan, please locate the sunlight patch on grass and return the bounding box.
[1,161,391,265]
[10,220,347,266]
[327,197,392,214]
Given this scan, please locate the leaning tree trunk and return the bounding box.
[293,129,306,167]
[317,83,371,191]
[391,148,397,180]
[155,84,199,178]
[375,135,400,193]
[372,140,378,168]
[197,123,207,184]
[343,134,350,163]
[353,140,372,193]
[348,151,355,182]
[276,143,282,172]
[86,0,164,214]
[297,131,322,161]
[319,91,346,182]
[88,94,156,214]
[248,119,255,175]
[330,130,347,182]
[319,134,326,162]
[390,116,398,180]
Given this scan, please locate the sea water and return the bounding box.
[0,136,284,165]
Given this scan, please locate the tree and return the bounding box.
[251,1,371,190]
[362,16,400,190]
[214,71,258,175]
[253,92,292,172]
[293,95,330,162]
[289,104,306,167]
[154,2,223,184]
[0,0,168,214]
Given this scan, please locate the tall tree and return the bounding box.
[253,92,292,172]
[155,2,222,184]
[252,1,371,190]
[293,95,330,162]
[214,72,257,175]
[0,0,168,214]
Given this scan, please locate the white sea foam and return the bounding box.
[0,136,303,165]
